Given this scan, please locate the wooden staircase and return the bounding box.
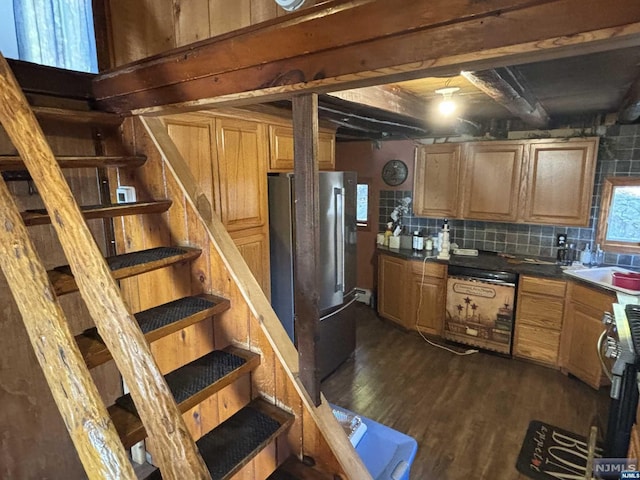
[0,55,369,479]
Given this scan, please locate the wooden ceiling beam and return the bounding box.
[461,67,550,128]
[618,71,640,123]
[93,0,640,115]
[326,85,427,123]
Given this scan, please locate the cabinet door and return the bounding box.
[514,293,563,366]
[164,115,218,216]
[268,124,335,172]
[232,230,271,299]
[216,118,269,232]
[523,139,597,226]
[413,144,461,218]
[377,254,407,326]
[409,273,444,336]
[461,142,524,221]
[562,301,607,389]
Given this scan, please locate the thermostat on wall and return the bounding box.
[116,186,136,203]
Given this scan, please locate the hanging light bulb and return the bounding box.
[435,87,460,116]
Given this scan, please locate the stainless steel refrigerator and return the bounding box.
[268,172,357,380]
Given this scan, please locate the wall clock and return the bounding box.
[381,159,408,186]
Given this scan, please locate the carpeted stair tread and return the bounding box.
[116,349,249,414]
[50,246,201,295]
[148,399,294,480]
[136,295,226,334]
[76,294,231,370]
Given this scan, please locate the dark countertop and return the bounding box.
[377,246,565,279]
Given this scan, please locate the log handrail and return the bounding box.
[0,54,211,480]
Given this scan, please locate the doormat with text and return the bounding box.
[516,420,602,480]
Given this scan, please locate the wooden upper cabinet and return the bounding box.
[164,116,218,216]
[522,138,598,226]
[268,124,335,172]
[413,144,461,218]
[461,142,524,222]
[216,118,269,232]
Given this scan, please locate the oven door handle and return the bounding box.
[597,328,614,382]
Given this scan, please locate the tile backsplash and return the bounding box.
[379,124,640,268]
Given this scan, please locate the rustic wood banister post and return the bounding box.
[0,54,211,480]
[0,178,135,479]
[292,93,322,406]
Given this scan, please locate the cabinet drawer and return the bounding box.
[569,282,616,313]
[517,293,564,330]
[409,260,446,278]
[520,276,566,297]
[514,324,560,366]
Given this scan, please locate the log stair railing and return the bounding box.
[0,53,305,479]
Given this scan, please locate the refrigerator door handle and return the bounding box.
[320,295,358,322]
[334,187,345,293]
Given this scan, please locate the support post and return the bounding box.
[292,93,321,406]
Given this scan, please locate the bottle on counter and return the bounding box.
[593,244,605,266]
[425,236,433,251]
[580,243,592,266]
[384,222,393,247]
[412,230,424,251]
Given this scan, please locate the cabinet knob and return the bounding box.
[602,311,614,325]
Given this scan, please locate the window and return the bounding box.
[357,182,370,228]
[596,177,640,254]
[1,0,97,73]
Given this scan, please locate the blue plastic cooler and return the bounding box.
[331,405,418,480]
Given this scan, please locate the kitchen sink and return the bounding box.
[563,266,640,296]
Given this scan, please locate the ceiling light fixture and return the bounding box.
[435,87,460,116]
[274,0,307,11]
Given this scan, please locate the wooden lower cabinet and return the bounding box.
[378,254,408,327]
[513,276,566,367]
[231,229,271,299]
[408,261,446,336]
[560,282,615,389]
[377,253,445,334]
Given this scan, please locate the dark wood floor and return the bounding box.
[322,303,610,480]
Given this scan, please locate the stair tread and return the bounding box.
[33,105,124,125]
[0,154,147,171]
[116,347,258,413]
[49,246,201,296]
[148,398,294,480]
[267,456,336,480]
[109,345,260,449]
[21,200,172,226]
[76,294,231,369]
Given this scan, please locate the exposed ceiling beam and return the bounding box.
[93,0,640,115]
[618,71,640,123]
[327,85,427,124]
[461,67,550,128]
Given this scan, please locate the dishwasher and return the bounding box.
[445,265,518,355]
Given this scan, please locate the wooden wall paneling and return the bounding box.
[214,284,251,349]
[107,0,176,66]
[302,404,344,475]
[0,271,86,479]
[174,0,211,46]
[186,194,213,296]
[274,360,303,463]
[250,0,279,24]
[249,311,276,400]
[210,0,251,37]
[151,317,216,374]
[218,374,252,422]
